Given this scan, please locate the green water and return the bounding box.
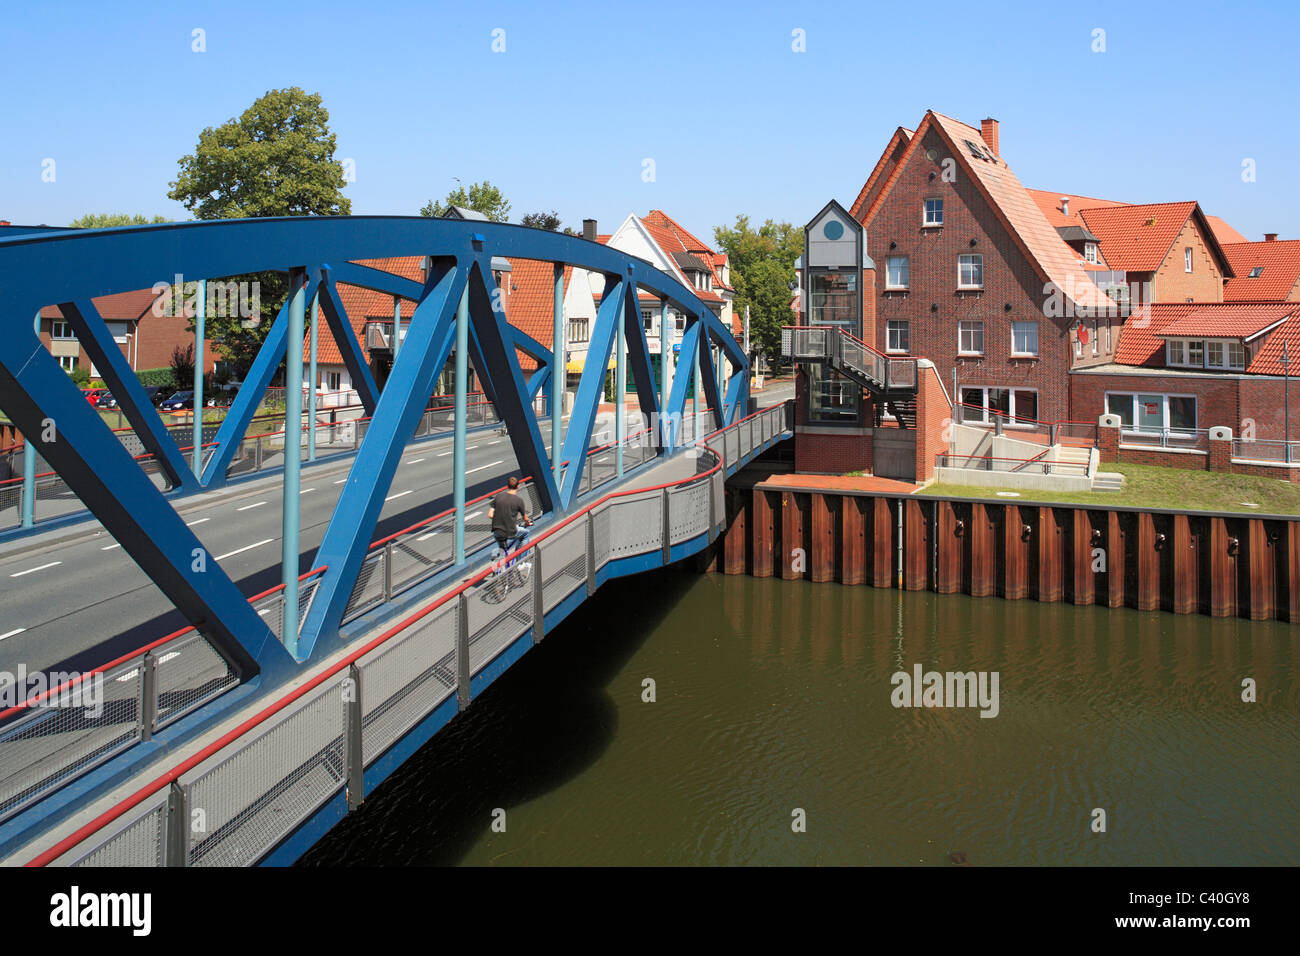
[300,570,1299,866]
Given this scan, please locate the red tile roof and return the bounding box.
[1154,304,1295,340]
[1075,202,1200,273]
[850,127,913,220]
[641,210,732,299]
[1249,315,1300,374]
[1222,240,1300,302]
[1115,301,1300,367]
[1205,215,1248,246]
[501,258,572,371]
[1025,189,1128,229]
[40,289,162,320]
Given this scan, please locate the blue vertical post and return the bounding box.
[694,332,703,441]
[616,286,626,479]
[282,268,306,655]
[308,290,318,462]
[192,279,206,476]
[20,311,39,528]
[552,263,563,479]
[454,286,468,564]
[392,294,402,361]
[660,301,670,448]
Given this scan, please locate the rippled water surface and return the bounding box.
[301,569,1299,866]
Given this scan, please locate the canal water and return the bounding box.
[300,569,1299,866]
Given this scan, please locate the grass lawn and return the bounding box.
[923,462,1300,515]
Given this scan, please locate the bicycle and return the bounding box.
[484,526,532,602]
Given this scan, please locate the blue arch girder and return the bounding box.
[0,217,747,676]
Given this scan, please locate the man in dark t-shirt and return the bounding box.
[489,476,531,552]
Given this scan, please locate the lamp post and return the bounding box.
[1283,341,1291,464]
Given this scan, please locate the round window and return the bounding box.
[822,220,845,241]
[926,148,939,162]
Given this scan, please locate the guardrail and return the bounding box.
[1118,427,1208,453]
[954,403,1099,448]
[781,325,917,392]
[0,566,327,827]
[1231,439,1300,464]
[935,453,1092,478]
[27,400,791,867]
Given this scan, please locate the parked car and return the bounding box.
[206,384,240,408]
[82,388,106,406]
[95,392,118,409]
[159,390,194,411]
[150,386,177,406]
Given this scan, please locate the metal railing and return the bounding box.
[1118,427,1209,452]
[781,325,918,393]
[935,453,1092,478]
[0,567,327,827]
[29,401,791,867]
[1231,439,1300,464]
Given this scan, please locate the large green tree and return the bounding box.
[420,180,511,221]
[167,87,351,374]
[69,213,171,228]
[714,216,801,361]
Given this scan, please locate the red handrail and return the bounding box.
[25,404,780,866]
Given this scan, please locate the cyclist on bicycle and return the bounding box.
[488,476,532,558]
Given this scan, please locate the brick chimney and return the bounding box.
[980,117,999,154]
[1265,233,1277,242]
[582,218,597,242]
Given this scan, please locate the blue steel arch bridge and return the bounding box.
[0,217,792,865]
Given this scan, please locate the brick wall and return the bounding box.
[913,362,952,481]
[795,431,872,474]
[1071,370,1242,436]
[865,125,1074,423]
[1152,216,1225,303]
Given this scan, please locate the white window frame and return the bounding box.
[1228,340,1245,370]
[1084,243,1098,264]
[958,254,983,290]
[1206,340,1225,368]
[51,321,74,339]
[1092,319,1099,355]
[326,371,342,391]
[1185,247,1193,273]
[1166,340,1186,366]
[960,386,1039,426]
[641,309,653,333]
[923,198,944,227]
[1106,391,1199,436]
[568,317,590,343]
[958,320,984,356]
[886,320,910,354]
[58,354,76,372]
[886,256,910,290]
[1010,320,1038,357]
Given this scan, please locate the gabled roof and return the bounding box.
[861,110,1115,313]
[850,127,913,221]
[1205,215,1248,246]
[1025,189,1129,229]
[639,210,731,301]
[1222,239,1300,301]
[1154,305,1295,340]
[41,289,162,321]
[1249,315,1300,374]
[1077,202,1233,277]
[1115,301,1300,367]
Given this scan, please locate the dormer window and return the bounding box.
[1084,243,1098,264]
[1249,266,1264,278]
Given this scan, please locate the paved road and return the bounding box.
[0,393,788,677]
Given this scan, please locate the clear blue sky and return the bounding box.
[2,0,1297,243]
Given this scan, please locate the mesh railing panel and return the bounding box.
[155,631,238,730]
[359,602,458,762]
[346,551,387,621]
[0,659,143,824]
[541,522,587,613]
[466,576,534,675]
[606,492,663,558]
[668,480,711,545]
[593,504,613,570]
[69,797,167,867]
[186,681,345,867]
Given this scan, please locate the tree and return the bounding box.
[69,213,171,228]
[521,210,562,231]
[167,87,350,375]
[169,344,196,390]
[419,180,511,222]
[714,216,802,361]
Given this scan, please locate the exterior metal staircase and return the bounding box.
[782,325,919,398]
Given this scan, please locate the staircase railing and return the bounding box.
[781,325,917,393]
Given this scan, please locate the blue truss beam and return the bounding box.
[620,278,663,451]
[316,267,380,414]
[60,298,196,493]
[558,274,625,508]
[298,260,468,657]
[665,318,704,451]
[465,258,559,512]
[201,275,320,487]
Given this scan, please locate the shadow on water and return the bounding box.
[297,565,699,866]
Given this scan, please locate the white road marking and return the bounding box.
[436,451,453,457]
[236,501,268,512]
[0,628,25,641]
[186,518,210,527]
[257,608,271,616]
[101,543,122,551]
[406,458,425,465]
[385,490,413,502]
[466,460,503,475]
[215,539,273,561]
[10,561,61,578]
[417,531,439,541]
[486,440,502,445]
[300,487,315,495]
[334,478,348,484]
